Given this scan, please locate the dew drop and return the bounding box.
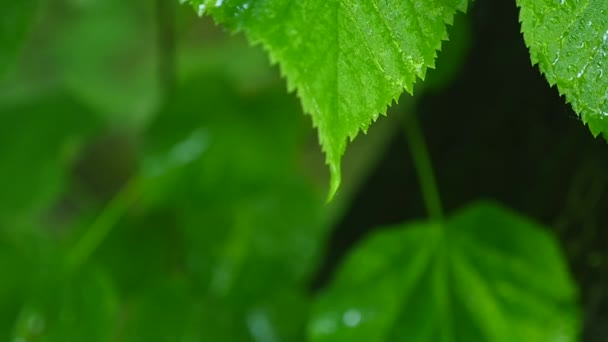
[552,54,560,66]
[342,309,362,327]
[246,310,278,342]
[577,62,590,78]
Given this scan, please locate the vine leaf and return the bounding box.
[309,202,580,341]
[188,0,468,197]
[518,0,608,136]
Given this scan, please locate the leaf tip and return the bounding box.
[326,161,341,202]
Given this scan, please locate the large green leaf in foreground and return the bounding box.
[189,0,467,196]
[518,0,608,136]
[310,202,579,341]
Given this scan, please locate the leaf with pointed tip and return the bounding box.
[188,0,468,197]
[309,202,580,341]
[518,0,608,136]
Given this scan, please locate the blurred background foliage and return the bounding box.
[0,0,606,341]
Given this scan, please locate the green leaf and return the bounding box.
[11,268,118,342]
[0,0,39,78]
[309,202,580,342]
[0,231,40,340]
[121,280,311,342]
[91,75,328,340]
[119,279,201,342]
[188,0,468,197]
[0,94,100,227]
[145,75,325,292]
[518,0,608,136]
[52,0,160,125]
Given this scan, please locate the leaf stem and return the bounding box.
[403,111,443,222]
[64,177,141,273]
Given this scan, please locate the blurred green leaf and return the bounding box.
[52,0,159,125]
[141,75,326,284]
[310,202,579,342]
[176,11,279,91]
[0,227,116,342]
[86,74,328,340]
[144,76,326,340]
[0,94,100,227]
[12,267,118,342]
[120,279,311,342]
[0,0,39,78]
[0,231,39,341]
[119,279,200,342]
[142,75,305,180]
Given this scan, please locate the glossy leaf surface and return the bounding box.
[310,202,579,341]
[518,0,608,136]
[188,0,468,196]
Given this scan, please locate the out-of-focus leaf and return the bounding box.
[176,11,279,91]
[0,231,39,341]
[52,0,159,125]
[12,267,118,342]
[143,74,326,280]
[0,94,100,227]
[93,209,182,296]
[121,278,310,342]
[310,202,579,342]
[119,279,199,342]
[101,74,328,340]
[142,75,304,180]
[0,0,39,78]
